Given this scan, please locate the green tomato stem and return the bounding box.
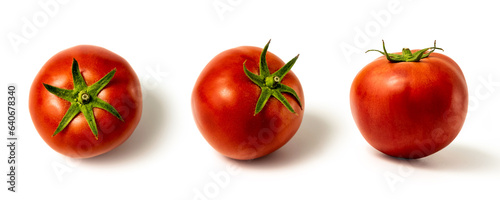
[43,58,123,140]
[80,92,91,104]
[366,40,444,62]
[243,40,303,115]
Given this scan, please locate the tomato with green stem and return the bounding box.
[192,40,305,160]
[350,41,468,159]
[30,45,142,158]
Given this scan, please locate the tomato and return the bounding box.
[29,45,142,158]
[192,41,305,160]
[350,41,468,159]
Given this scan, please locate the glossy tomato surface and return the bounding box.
[350,50,468,159]
[192,46,304,160]
[30,45,142,158]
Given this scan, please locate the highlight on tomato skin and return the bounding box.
[350,40,468,159]
[191,40,305,160]
[29,45,143,158]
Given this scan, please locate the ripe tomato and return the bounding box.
[192,41,305,160]
[350,41,468,159]
[29,45,142,158]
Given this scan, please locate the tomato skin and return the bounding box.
[29,45,142,158]
[192,46,304,160]
[350,51,468,159]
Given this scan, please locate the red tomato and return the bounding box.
[29,45,142,158]
[350,41,468,159]
[192,41,305,160]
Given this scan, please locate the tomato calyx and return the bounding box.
[43,58,124,140]
[243,40,303,115]
[366,40,444,62]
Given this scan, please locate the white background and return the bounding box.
[1,0,500,199]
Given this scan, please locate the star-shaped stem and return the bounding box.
[43,58,123,140]
[243,40,303,115]
[366,40,444,62]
